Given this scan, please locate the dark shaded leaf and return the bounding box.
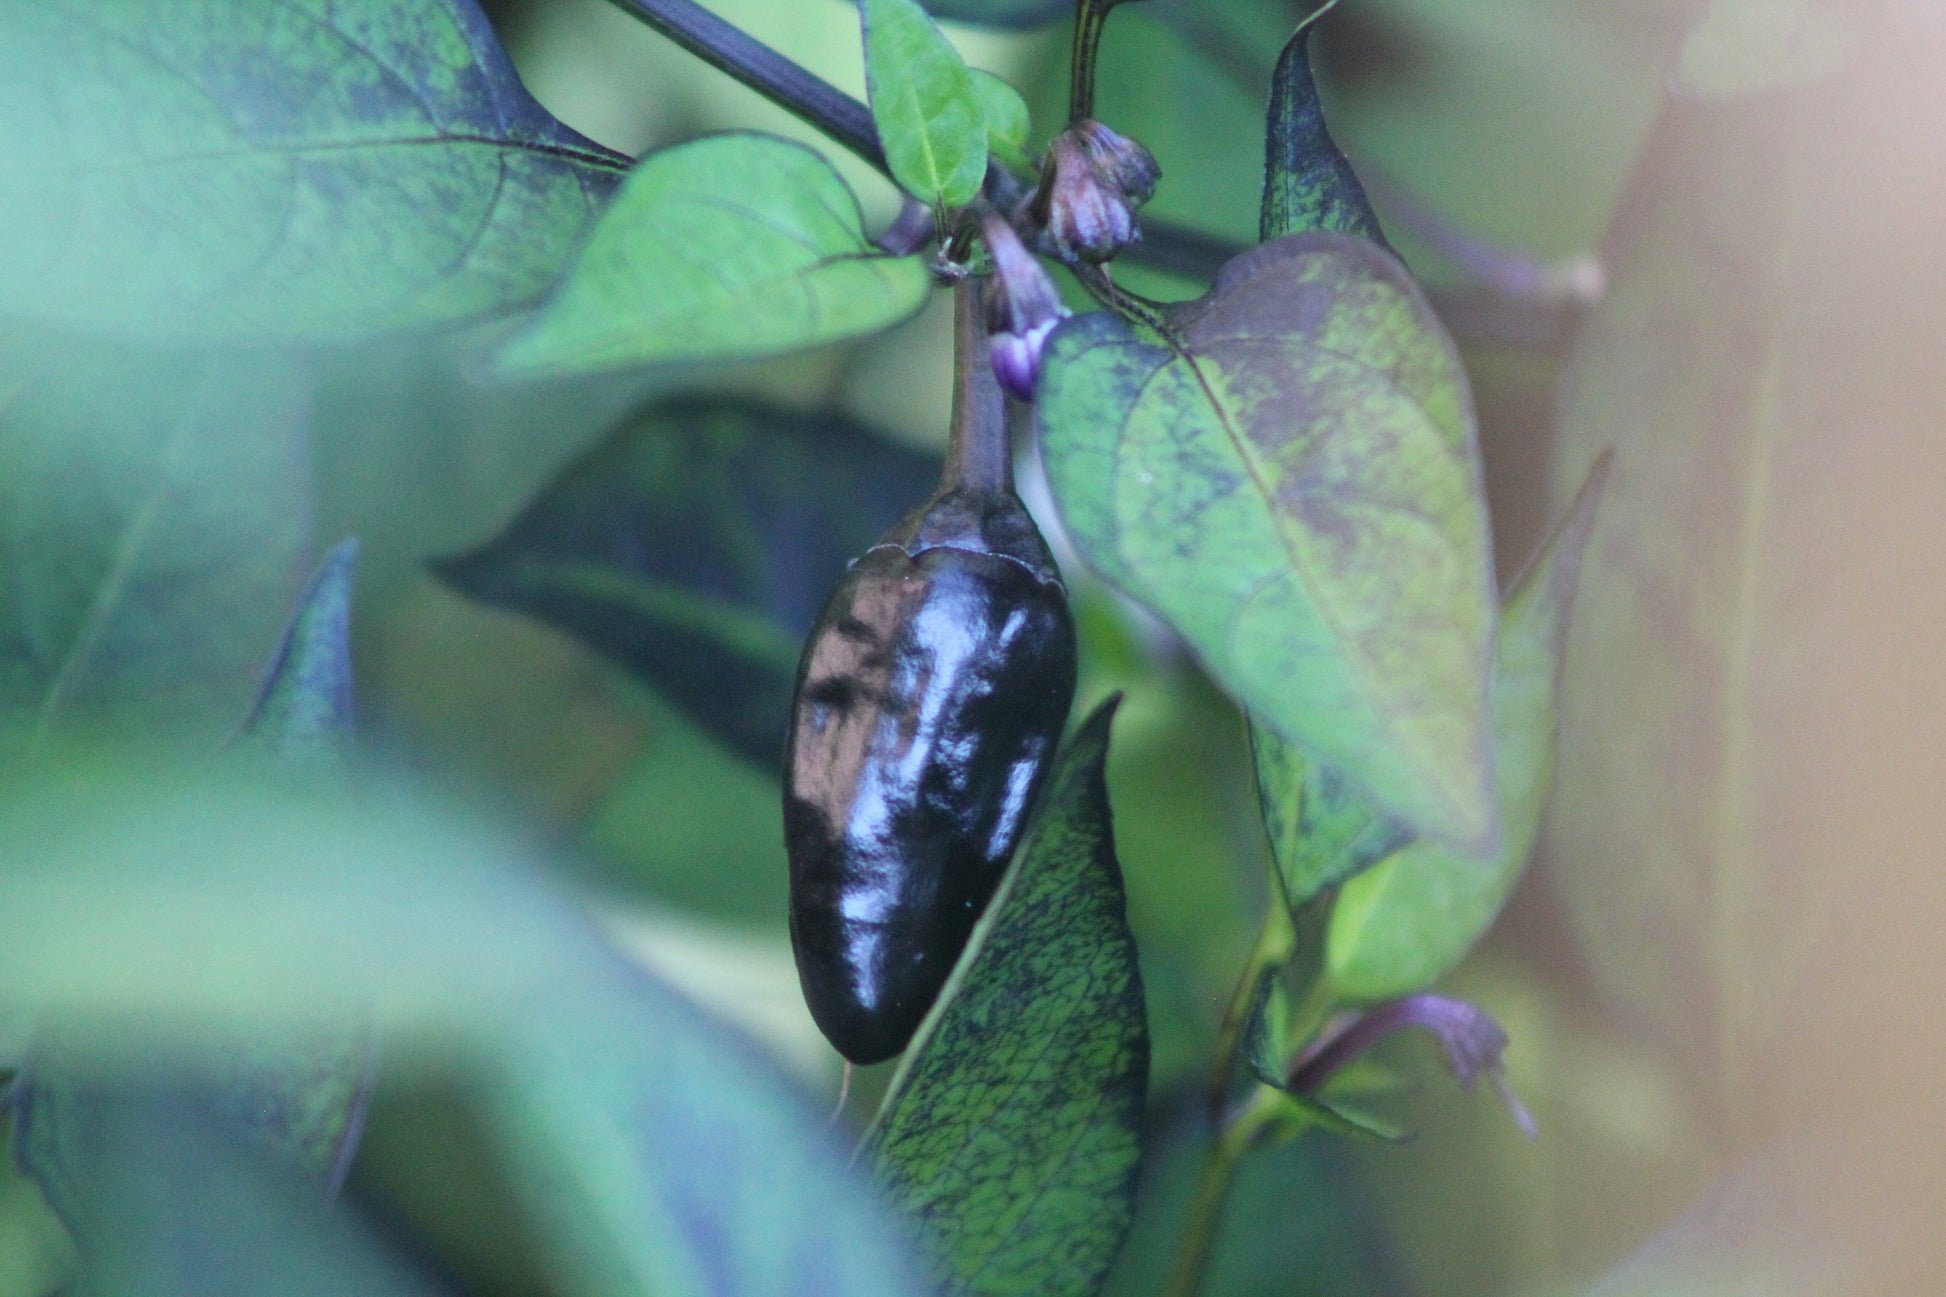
[0,345,315,757]
[434,397,940,768]
[1259,1,1388,249]
[866,699,1147,1297]
[496,135,932,376]
[0,0,627,341]
[240,539,359,767]
[1327,457,1608,1002]
[1038,234,1499,851]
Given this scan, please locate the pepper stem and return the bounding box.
[940,281,1012,496]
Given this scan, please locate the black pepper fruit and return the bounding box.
[784,283,1078,1065]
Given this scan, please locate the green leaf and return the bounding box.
[863,0,990,209]
[866,699,1147,1297]
[919,0,1071,29]
[0,755,922,1297]
[0,345,315,757]
[1038,234,1499,851]
[971,71,1033,172]
[11,1074,443,1297]
[240,539,360,769]
[1260,1,1388,248]
[497,134,931,376]
[434,398,940,768]
[1248,724,1412,908]
[0,0,627,341]
[1326,456,1610,1003]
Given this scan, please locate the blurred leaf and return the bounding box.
[1260,3,1387,248]
[0,756,922,1297]
[1260,1088,1409,1147]
[920,0,1071,29]
[970,71,1033,171]
[1038,234,1499,851]
[866,699,1147,1297]
[0,0,626,341]
[0,346,315,756]
[240,539,360,768]
[1541,8,1946,1111]
[434,397,939,768]
[11,1073,447,1297]
[1674,0,1860,99]
[864,0,989,208]
[1327,456,1608,1003]
[478,970,920,1297]
[1100,1112,1404,1297]
[496,135,932,377]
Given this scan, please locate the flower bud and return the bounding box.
[1028,135,1129,263]
[1072,118,1160,206]
[980,212,1069,401]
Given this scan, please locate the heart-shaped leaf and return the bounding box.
[1038,234,1499,850]
[496,135,932,377]
[434,398,940,768]
[1326,457,1609,1003]
[0,0,627,341]
[863,0,989,209]
[865,699,1147,1297]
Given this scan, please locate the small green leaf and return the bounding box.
[970,71,1033,171]
[1039,234,1499,850]
[1326,457,1611,1003]
[497,134,931,376]
[1249,723,1412,908]
[0,0,627,340]
[1259,1088,1408,1146]
[240,540,360,769]
[434,398,939,768]
[867,699,1147,1297]
[862,0,991,208]
[919,0,1071,29]
[0,345,315,757]
[1259,2,1388,248]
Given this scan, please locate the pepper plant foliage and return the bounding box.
[0,1,1607,1295]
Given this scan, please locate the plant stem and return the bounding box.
[1162,1087,1279,1297]
[1069,0,1137,122]
[1203,893,1296,1121]
[941,281,1011,494]
[600,0,886,172]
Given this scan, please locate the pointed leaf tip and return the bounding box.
[239,539,359,764]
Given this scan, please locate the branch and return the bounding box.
[601,0,885,172]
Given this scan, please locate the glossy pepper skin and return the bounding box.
[784,286,1078,1066]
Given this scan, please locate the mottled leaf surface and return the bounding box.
[1327,457,1608,1003]
[0,0,627,341]
[1259,4,1388,249]
[497,135,931,376]
[863,0,989,208]
[434,398,939,768]
[1038,234,1498,850]
[867,700,1147,1297]
[1249,725,1411,908]
[0,346,315,757]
